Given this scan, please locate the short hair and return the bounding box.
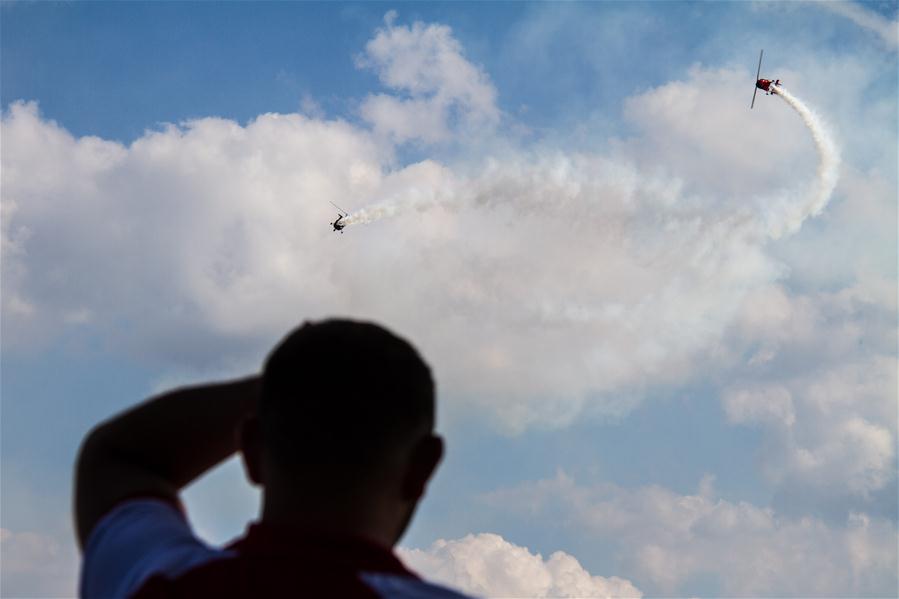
[259,319,435,472]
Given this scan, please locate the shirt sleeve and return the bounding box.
[80,498,228,599]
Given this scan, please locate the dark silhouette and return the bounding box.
[75,319,467,598]
[330,200,348,233]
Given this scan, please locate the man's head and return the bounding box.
[240,319,443,545]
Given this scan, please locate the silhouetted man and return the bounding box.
[76,319,469,598]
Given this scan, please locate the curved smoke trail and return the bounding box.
[766,86,841,238]
[343,87,839,239]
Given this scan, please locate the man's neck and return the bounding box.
[259,491,398,548]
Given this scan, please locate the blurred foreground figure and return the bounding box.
[76,319,468,598]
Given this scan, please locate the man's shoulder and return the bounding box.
[80,498,229,599]
[132,559,475,599]
[107,515,475,599]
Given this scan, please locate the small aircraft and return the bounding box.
[751,49,781,109]
[330,201,349,233]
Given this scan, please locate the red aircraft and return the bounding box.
[751,50,781,109]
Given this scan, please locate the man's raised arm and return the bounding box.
[74,376,259,548]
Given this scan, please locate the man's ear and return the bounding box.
[402,434,444,501]
[239,417,264,486]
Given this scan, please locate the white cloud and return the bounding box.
[483,473,898,597]
[723,276,897,509]
[1,100,390,357]
[400,533,641,598]
[0,63,855,435]
[360,94,453,144]
[779,370,894,499]
[819,1,899,49]
[723,384,795,427]
[2,23,893,441]
[357,12,500,143]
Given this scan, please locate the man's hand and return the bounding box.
[74,376,260,548]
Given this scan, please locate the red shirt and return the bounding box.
[80,499,469,599]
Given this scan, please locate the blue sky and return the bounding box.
[2,2,897,597]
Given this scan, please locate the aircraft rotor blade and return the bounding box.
[329,200,349,215]
[750,49,763,109]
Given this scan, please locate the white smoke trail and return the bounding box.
[342,187,446,226]
[341,160,459,226]
[766,86,841,238]
[344,86,839,241]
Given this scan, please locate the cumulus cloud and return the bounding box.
[1,101,388,360]
[0,98,785,431]
[400,533,641,598]
[723,355,897,510]
[357,11,500,143]
[0,58,854,434]
[483,472,898,597]
[719,264,897,516]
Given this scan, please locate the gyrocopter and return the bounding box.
[329,201,348,233]
[751,49,781,109]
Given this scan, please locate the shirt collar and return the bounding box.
[227,522,416,578]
